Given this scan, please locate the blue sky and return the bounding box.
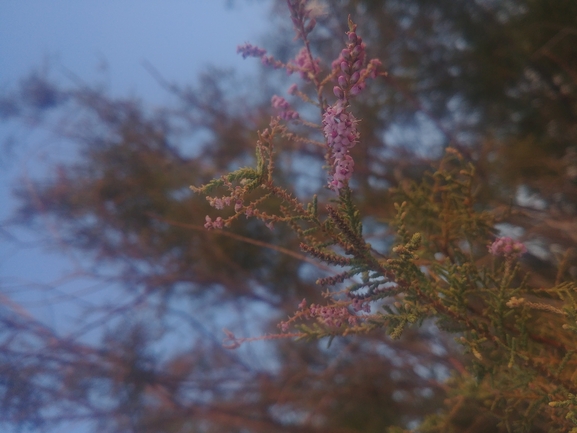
[0,1,269,103]
[0,1,271,329]
[0,2,274,431]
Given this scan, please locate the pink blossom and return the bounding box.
[488,237,527,258]
[204,215,224,230]
[237,43,266,59]
[271,95,299,120]
[309,303,350,328]
[331,155,354,190]
[322,102,359,192]
[212,198,224,209]
[288,47,320,81]
[322,103,359,153]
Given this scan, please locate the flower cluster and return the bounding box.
[206,187,245,213]
[236,43,266,59]
[333,30,366,98]
[207,196,236,211]
[278,297,367,332]
[322,104,358,160]
[204,215,224,230]
[271,95,299,120]
[488,236,527,259]
[236,43,283,69]
[288,47,321,81]
[201,183,249,230]
[322,102,359,191]
[331,20,381,100]
[309,303,359,328]
[321,22,381,193]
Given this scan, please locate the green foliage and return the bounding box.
[192,3,577,431]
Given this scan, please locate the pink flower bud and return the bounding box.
[351,45,362,58]
[338,75,347,87]
[333,86,344,99]
[351,82,365,95]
